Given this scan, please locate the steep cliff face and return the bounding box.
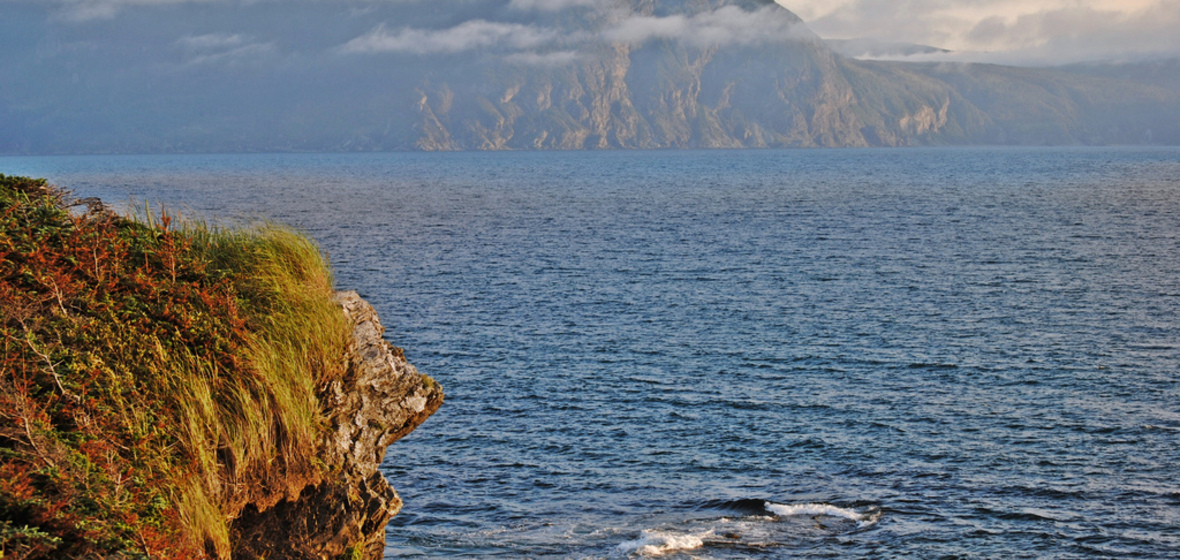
[230,292,443,560]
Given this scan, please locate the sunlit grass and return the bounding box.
[1,175,349,558]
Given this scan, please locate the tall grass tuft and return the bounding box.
[0,176,350,558]
[168,221,352,556]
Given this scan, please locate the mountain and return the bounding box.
[826,38,951,59]
[1058,58,1180,91]
[411,0,1180,149]
[1,0,1178,153]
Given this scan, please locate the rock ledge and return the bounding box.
[230,291,443,559]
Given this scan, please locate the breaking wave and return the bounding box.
[616,500,880,556]
[616,529,709,556]
[765,501,881,528]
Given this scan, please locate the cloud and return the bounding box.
[176,33,274,65]
[339,20,559,54]
[604,5,814,47]
[508,0,596,11]
[779,0,1180,64]
[40,0,426,22]
[339,4,814,58]
[966,3,1180,52]
[177,33,244,50]
[186,41,275,65]
[503,50,580,66]
[44,0,220,22]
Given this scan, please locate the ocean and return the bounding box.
[3,147,1178,558]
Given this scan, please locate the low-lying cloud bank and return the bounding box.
[338,4,814,63]
[340,20,560,55]
[603,6,814,47]
[508,0,597,11]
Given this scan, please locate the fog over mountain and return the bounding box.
[2,0,1179,153]
[825,39,950,60]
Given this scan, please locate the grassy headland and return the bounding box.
[0,175,350,558]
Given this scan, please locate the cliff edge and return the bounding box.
[231,292,443,559]
[0,175,441,559]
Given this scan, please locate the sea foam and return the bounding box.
[616,529,709,556]
[765,502,880,528]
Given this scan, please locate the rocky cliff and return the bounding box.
[231,292,443,560]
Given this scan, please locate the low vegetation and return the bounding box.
[0,175,350,558]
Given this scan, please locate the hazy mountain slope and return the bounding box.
[914,63,1180,145]
[1058,59,1180,92]
[834,59,993,146]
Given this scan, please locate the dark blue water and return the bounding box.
[4,148,1179,558]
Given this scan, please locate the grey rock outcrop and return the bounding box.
[230,291,443,560]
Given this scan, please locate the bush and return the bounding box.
[0,175,349,558]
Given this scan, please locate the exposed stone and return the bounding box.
[230,291,443,560]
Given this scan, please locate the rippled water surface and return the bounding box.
[4,148,1179,558]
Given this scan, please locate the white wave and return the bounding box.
[765,502,880,528]
[1144,424,1180,432]
[616,529,710,556]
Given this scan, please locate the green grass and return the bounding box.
[1,175,350,558]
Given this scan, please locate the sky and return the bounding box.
[781,0,1180,64]
[7,0,1180,65]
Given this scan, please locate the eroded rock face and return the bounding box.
[231,291,443,560]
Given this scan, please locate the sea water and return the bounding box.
[4,147,1179,558]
